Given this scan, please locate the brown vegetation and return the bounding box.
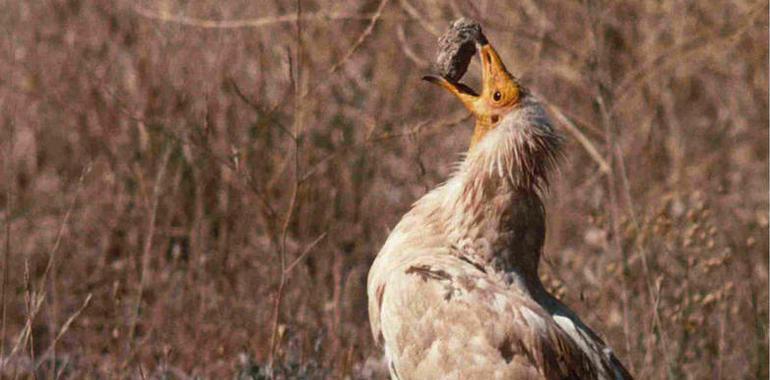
[0,0,767,378]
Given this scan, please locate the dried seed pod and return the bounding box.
[432,18,487,82]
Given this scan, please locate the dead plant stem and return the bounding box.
[126,147,172,365]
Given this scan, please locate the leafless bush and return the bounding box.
[0,0,767,378]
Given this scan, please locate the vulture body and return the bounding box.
[367,23,632,380]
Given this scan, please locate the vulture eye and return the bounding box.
[493,91,502,102]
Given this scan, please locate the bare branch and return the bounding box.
[33,293,93,375]
[126,146,172,363]
[546,102,610,174]
[327,0,390,75]
[284,232,328,275]
[132,5,380,30]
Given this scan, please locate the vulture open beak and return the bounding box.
[423,42,520,119]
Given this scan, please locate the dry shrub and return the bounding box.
[0,0,767,378]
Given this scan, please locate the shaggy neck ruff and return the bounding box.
[424,94,562,290]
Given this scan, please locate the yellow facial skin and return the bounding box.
[424,43,521,148]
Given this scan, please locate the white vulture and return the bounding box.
[367,20,633,380]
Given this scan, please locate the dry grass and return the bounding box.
[0,0,767,378]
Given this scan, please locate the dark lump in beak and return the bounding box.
[432,18,487,83]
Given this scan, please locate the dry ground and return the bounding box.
[0,0,768,378]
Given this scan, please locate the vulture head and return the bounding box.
[424,34,561,189]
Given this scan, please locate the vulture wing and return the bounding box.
[373,253,602,379]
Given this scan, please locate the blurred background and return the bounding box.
[0,0,767,378]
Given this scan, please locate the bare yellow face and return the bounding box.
[478,45,520,113]
[424,43,521,148]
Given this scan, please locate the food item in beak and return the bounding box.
[422,18,486,111]
[424,18,523,148]
[433,18,487,82]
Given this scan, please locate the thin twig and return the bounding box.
[33,293,92,374]
[300,112,470,184]
[3,164,89,375]
[38,164,89,380]
[598,81,672,372]
[398,0,440,36]
[132,5,380,29]
[38,166,91,292]
[546,102,610,173]
[20,258,34,380]
[612,2,765,111]
[597,94,634,367]
[610,102,673,360]
[268,2,304,374]
[1,110,13,375]
[126,147,172,364]
[230,0,390,139]
[228,78,296,142]
[396,24,430,69]
[327,0,390,75]
[284,232,328,275]
[584,1,637,370]
[93,69,279,221]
